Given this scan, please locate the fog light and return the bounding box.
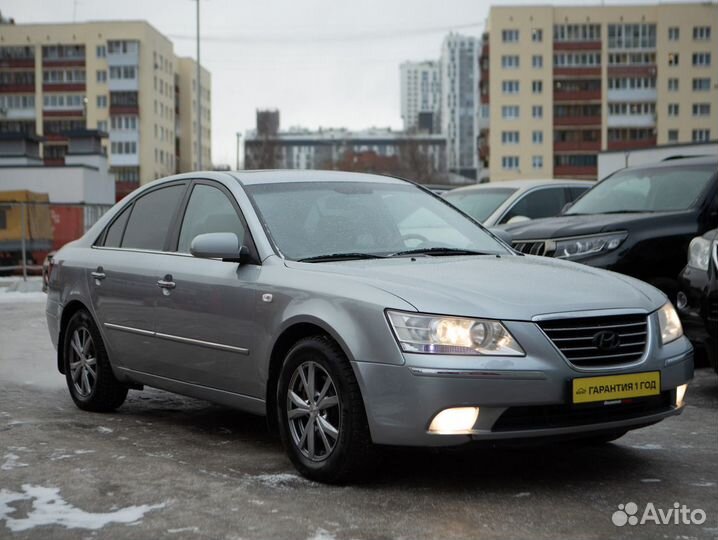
[676,291,688,311]
[428,407,479,434]
[676,384,688,407]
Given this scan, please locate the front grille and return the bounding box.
[538,314,648,368]
[492,392,672,432]
[512,240,550,256]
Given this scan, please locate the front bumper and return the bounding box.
[352,318,694,447]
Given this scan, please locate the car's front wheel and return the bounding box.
[63,309,128,412]
[277,336,377,483]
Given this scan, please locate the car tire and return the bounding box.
[63,309,128,412]
[277,335,377,484]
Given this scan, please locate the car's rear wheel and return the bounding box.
[64,309,128,412]
[277,336,377,484]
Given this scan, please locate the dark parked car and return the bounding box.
[678,229,718,372]
[504,156,718,302]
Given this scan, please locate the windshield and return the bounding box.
[245,181,510,260]
[443,187,517,222]
[566,164,715,215]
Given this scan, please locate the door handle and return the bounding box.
[157,275,176,290]
[91,267,106,281]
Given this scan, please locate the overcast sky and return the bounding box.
[1,0,699,166]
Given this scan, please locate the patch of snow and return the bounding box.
[640,478,661,483]
[629,443,663,450]
[514,492,531,498]
[97,427,113,434]
[254,473,311,489]
[0,485,166,532]
[691,481,716,487]
[307,528,336,540]
[1,454,28,471]
[168,527,200,534]
[74,450,95,455]
[0,291,46,304]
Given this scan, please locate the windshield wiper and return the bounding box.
[297,252,387,263]
[389,247,492,257]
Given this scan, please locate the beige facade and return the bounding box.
[487,3,718,181]
[0,20,211,199]
[177,56,211,173]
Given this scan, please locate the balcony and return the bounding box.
[553,67,601,77]
[553,140,601,152]
[553,41,602,51]
[554,164,597,178]
[0,58,34,68]
[607,88,657,102]
[607,138,657,151]
[607,114,656,128]
[42,83,86,93]
[554,89,601,102]
[554,115,602,126]
[607,65,656,77]
[0,84,34,93]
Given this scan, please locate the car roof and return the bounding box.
[229,169,408,186]
[446,178,594,194]
[623,155,718,172]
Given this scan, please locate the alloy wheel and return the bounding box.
[69,327,97,398]
[286,361,341,461]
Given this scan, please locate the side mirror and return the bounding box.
[506,215,530,225]
[190,232,250,263]
[561,202,573,214]
[488,227,513,245]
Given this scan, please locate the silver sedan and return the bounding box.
[46,170,693,483]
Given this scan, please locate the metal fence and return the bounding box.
[0,201,111,279]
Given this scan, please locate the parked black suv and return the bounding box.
[678,229,718,372]
[504,156,718,302]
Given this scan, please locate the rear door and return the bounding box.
[89,182,187,373]
[150,180,263,397]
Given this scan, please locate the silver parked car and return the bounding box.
[46,170,692,483]
[443,179,593,226]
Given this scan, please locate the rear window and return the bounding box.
[444,187,516,223]
[121,185,185,251]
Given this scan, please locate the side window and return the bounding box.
[177,184,246,253]
[102,205,131,247]
[501,188,568,223]
[121,184,185,250]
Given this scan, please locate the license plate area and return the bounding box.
[572,371,661,404]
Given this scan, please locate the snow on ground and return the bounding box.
[0,485,166,532]
[0,277,45,303]
[0,291,46,303]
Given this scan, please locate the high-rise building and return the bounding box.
[440,33,480,180]
[486,3,718,180]
[0,20,212,199]
[399,61,441,133]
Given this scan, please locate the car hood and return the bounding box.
[503,211,692,239]
[285,255,665,320]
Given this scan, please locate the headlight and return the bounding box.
[657,302,683,345]
[687,236,712,271]
[386,310,524,356]
[551,232,627,260]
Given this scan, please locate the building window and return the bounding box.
[693,103,711,116]
[532,28,543,42]
[532,130,543,144]
[668,53,679,66]
[532,155,543,169]
[96,45,106,58]
[692,129,710,142]
[501,55,520,69]
[532,105,543,119]
[501,131,520,144]
[668,130,678,142]
[668,78,678,91]
[693,26,711,41]
[502,80,520,94]
[96,70,107,83]
[532,55,543,69]
[97,120,107,132]
[693,53,711,67]
[668,27,679,41]
[668,103,679,116]
[693,78,711,91]
[532,80,543,94]
[502,156,519,170]
[607,24,656,49]
[554,52,601,66]
[501,105,520,119]
[502,29,519,43]
[553,24,601,42]
[97,95,107,108]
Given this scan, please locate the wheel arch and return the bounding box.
[57,299,92,374]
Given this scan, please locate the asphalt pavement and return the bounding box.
[1,298,717,540]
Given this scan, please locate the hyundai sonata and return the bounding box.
[46,170,693,483]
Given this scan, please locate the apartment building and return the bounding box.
[486,3,718,180]
[399,60,441,133]
[441,33,480,180]
[0,20,211,199]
